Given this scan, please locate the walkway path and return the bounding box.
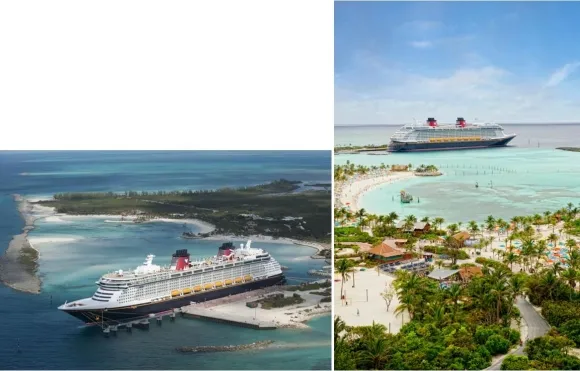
[487,297,550,370]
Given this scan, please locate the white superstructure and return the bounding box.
[59,240,283,312]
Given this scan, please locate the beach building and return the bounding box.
[427,269,460,283]
[451,231,471,247]
[390,164,409,171]
[458,266,483,283]
[368,238,412,263]
[396,221,431,236]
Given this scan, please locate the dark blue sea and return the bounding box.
[0,151,331,370]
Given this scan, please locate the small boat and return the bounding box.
[475,182,479,188]
[400,190,413,203]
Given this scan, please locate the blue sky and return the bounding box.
[335,2,580,125]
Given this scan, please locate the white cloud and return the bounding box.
[400,20,442,32]
[545,62,580,87]
[335,62,580,125]
[409,40,433,48]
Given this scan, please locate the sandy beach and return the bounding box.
[334,269,407,333]
[203,234,330,254]
[0,195,42,294]
[335,171,416,212]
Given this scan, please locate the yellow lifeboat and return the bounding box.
[204,283,213,290]
[225,279,233,285]
[244,274,252,281]
[215,281,223,288]
[193,285,202,292]
[170,290,181,297]
[182,287,192,295]
[235,277,243,283]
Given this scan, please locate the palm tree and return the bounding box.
[447,223,459,236]
[446,284,463,321]
[403,215,417,234]
[357,334,391,370]
[503,251,519,271]
[388,212,399,226]
[548,233,559,248]
[560,268,578,296]
[434,217,444,231]
[334,316,347,344]
[335,259,352,299]
[356,208,367,225]
[468,220,480,237]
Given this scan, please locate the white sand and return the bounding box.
[150,218,216,234]
[204,234,329,253]
[336,171,416,212]
[28,236,83,246]
[334,269,407,334]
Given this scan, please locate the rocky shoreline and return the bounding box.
[0,195,42,294]
[176,340,274,353]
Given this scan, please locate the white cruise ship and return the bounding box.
[388,117,516,152]
[58,240,285,324]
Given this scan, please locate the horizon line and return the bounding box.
[335,122,580,127]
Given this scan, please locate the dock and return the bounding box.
[180,306,277,330]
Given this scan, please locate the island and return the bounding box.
[334,144,389,154]
[36,179,330,241]
[556,147,580,152]
[0,179,331,295]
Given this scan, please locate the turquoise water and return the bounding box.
[0,151,331,370]
[336,147,580,223]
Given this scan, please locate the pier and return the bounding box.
[180,306,277,330]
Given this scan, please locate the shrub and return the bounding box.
[501,355,530,370]
[474,326,496,345]
[485,334,510,355]
[558,319,580,347]
[542,301,580,327]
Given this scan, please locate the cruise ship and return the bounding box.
[58,240,285,325]
[388,117,516,152]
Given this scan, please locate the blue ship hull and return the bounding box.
[61,273,286,325]
[388,136,515,152]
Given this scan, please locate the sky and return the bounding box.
[335,2,580,126]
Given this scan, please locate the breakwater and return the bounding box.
[176,340,275,353]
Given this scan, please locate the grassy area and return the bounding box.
[36,179,331,241]
[18,243,38,276]
[334,144,389,153]
[286,280,331,291]
[246,293,304,309]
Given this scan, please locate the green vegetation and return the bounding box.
[541,301,580,327]
[37,179,330,241]
[18,244,39,276]
[335,269,525,370]
[309,288,331,296]
[334,144,389,153]
[246,293,304,309]
[414,164,440,173]
[556,147,580,153]
[335,227,381,244]
[286,280,331,292]
[522,331,580,369]
[333,195,580,370]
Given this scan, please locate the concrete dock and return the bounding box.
[181,306,277,330]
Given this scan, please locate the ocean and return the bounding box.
[335,124,580,223]
[0,151,331,370]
